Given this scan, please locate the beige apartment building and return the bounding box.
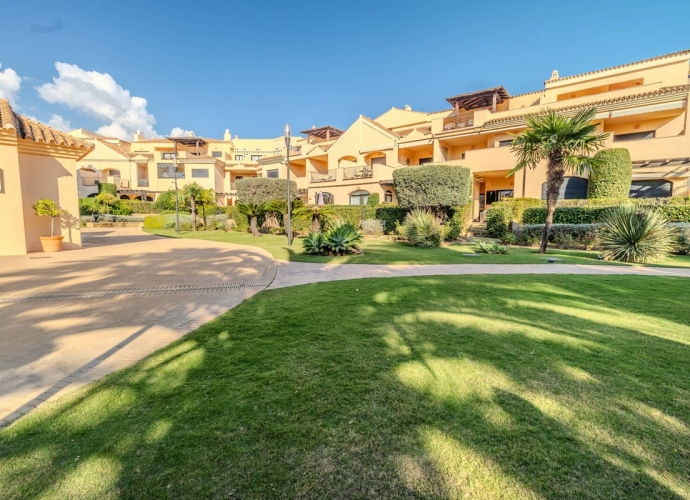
[74,49,690,218]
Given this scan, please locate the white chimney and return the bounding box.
[188,131,195,137]
[224,129,232,141]
[404,104,412,111]
[134,130,146,142]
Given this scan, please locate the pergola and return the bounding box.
[446,87,510,126]
[165,136,208,155]
[300,125,344,141]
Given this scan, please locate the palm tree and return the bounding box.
[293,204,333,233]
[236,202,267,236]
[266,198,304,236]
[509,108,609,253]
[182,182,205,231]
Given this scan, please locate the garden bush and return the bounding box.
[597,204,675,263]
[360,219,384,236]
[393,165,472,208]
[676,227,690,255]
[587,148,632,199]
[523,203,690,225]
[366,193,379,206]
[236,178,298,204]
[486,206,513,238]
[119,200,160,214]
[491,198,544,223]
[98,182,117,196]
[519,224,597,248]
[143,214,192,229]
[475,242,508,254]
[402,209,442,248]
[154,190,186,211]
[302,221,363,256]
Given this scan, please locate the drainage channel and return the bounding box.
[0,282,265,303]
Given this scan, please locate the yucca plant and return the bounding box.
[302,231,326,255]
[475,241,509,254]
[403,209,441,248]
[323,223,362,255]
[597,204,675,263]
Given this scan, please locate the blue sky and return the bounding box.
[1,0,689,140]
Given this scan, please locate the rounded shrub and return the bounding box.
[587,148,632,199]
[485,206,513,238]
[393,165,472,208]
[597,204,675,263]
[402,209,441,248]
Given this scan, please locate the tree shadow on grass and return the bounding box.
[1,275,689,499]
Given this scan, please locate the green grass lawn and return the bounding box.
[145,228,690,267]
[2,275,689,499]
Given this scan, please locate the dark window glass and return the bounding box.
[370,157,386,165]
[419,157,433,165]
[498,139,514,147]
[613,131,655,142]
[211,151,222,158]
[266,169,279,178]
[485,190,514,205]
[191,169,209,178]
[321,192,334,204]
[540,177,588,200]
[629,179,672,198]
[384,190,393,203]
[157,163,184,179]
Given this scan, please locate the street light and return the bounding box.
[284,123,292,246]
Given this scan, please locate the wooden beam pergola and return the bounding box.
[299,125,344,141]
[446,86,510,112]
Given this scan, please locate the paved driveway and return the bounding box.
[0,228,276,426]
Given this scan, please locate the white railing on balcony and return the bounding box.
[138,179,149,187]
[342,165,373,180]
[443,112,475,131]
[311,169,337,183]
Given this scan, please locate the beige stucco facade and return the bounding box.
[0,100,91,256]
[73,50,690,216]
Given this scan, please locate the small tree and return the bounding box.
[32,198,61,237]
[236,178,298,205]
[95,192,118,214]
[236,202,267,236]
[198,188,217,226]
[266,198,304,235]
[182,182,205,231]
[294,205,334,233]
[510,108,609,254]
[393,165,472,210]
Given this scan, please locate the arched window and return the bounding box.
[321,192,334,205]
[541,177,588,200]
[349,190,370,205]
[384,190,393,203]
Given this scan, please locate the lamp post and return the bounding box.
[173,140,180,234]
[284,124,292,246]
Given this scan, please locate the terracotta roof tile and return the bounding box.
[0,100,90,149]
[416,126,432,135]
[394,128,413,138]
[546,50,690,85]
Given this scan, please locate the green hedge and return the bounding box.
[520,224,597,247]
[587,148,632,199]
[486,206,513,238]
[223,206,250,232]
[491,198,544,223]
[522,205,690,225]
[393,165,472,208]
[236,178,298,204]
[119,200,159,214]
[367,193,380,206]
[98,182,117,196]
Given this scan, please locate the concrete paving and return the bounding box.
[0,228,275,427]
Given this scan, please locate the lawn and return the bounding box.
[1,275,689,499]
[145,228,690,267]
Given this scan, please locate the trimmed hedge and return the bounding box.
[491,198,544,223]
[486,206,513,238]
[367,193,380,206]
[236,178,298,204]
[119,200,159,214]
[98,182,117,196]
[587,148,632,199]
[523,205,690,225]
[520,224,597,247]
[393,165,472,208]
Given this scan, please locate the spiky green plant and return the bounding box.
[302,231,326,255]
[402,209,441,248]
[323,223,362,255]
[597,204,675,263]
[236,202,267,236]
[475,241,509,254]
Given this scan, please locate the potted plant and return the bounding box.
[32,198,64,252]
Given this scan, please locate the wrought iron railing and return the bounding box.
[342,165,373,180]
[138,179,149,187]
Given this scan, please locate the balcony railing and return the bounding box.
[138,179,149,187]
[443,112,475,131]
[119,179,130,188]
[342,165,373,180]
[311,169,337,183]
[82,178,99,186]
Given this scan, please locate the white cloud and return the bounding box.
[36,62,158,140]
[46,114,71,131]
[0,63,22,106]
[169,127,194,138]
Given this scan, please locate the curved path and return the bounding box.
[2,227,689,427]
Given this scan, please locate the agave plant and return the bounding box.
[475,241,508,254]
[323,223,362,255]
[597,204,675,263]
[302,231,326,255]
[403,209,441,248]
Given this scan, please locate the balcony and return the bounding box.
[342,165,373,180]
[82,178,99,186]
[138,179,149,187]
[442,113,475,131]
[118,179,131,189]
[311,170,337,183]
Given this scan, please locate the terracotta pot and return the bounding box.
[39,236,64,252]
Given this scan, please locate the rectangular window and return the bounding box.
[251,155,262,161]
[211,151,222,158]
[161,152,175,159]
[370,157,386,166]
[266,169,279,178]
[613,131,655,142]
[157,163,184,179]
[419,157,433,165]
[235,155,244,161]
[485,190,513,205]
[498,139,513,147]
[191,169,209,178]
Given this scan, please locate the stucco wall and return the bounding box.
[0,139,28,256]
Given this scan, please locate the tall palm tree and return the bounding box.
[509,108,609,253]
[236,202,267,236]
[182,182,205,231]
